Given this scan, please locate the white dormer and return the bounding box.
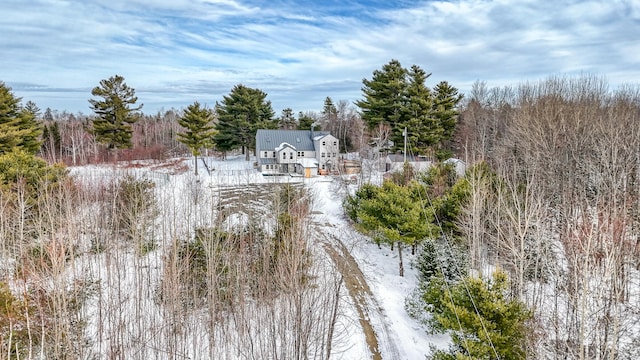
[275,142,298,164]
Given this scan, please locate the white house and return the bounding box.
[255,129,340,177]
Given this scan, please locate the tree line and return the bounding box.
[4,58,463,171]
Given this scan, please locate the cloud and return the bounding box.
[1,0,638,114]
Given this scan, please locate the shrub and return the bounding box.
[0,282,34,358]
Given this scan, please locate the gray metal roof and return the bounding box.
[256,129,330,152]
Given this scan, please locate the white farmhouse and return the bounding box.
[255,129,340,177]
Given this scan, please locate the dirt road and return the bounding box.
[318,230,400,360]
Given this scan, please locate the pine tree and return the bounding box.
[214,84,276,160]
[433,81,464,144]
[88,75,142,153]
[297,112,319,130]
[355,59,408,135]
[355,180,436,276]
[424,270,532,359]
[177,102,217,175]
[321,97,337,129]
[43,107,54,122]
[404,65,440,152]
[356,60,462,155]
[23,100,40,119]
[0,82,42,154]
[0,149,67,202]
[278,108,297,130]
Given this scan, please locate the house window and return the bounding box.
[301,151,305,157]
[289,152,293,159]
[264,152,268,157]
[282,152,286,159]
[273,151,276,157]
[321,152,325,158]
[333,141,337,146]
[322,141,326,146]
[332,153,336,157]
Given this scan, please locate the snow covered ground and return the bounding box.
[68,154,448,359]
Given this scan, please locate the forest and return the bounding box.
[1,59,640,359]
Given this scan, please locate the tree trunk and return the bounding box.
[398,242,404,277]
[194,154,199,176]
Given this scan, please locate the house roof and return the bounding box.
[275,142,296,151]
[297,158,318,168]
[385,153,430,163]
[256,129,330,152]
[260,158,277,164]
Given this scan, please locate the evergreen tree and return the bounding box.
[321,96,337,129]
[404,65,440,152]
[0,82,42,154]
[88,75,142,152]
[43,107,54,122]
[177,101,217,175]
[23,100,41,119]
[356,60,462,155]
[424,270,532,359]
[416,238,467,286]
[355,180,436,276]
[278,108,297,130]
[433,81,464,143]
[50,122,61,149]
[41,122,62,162]
[214,84,276,161]
[297,112,320,130]
[355,59,408,135]
[0,149,67,207]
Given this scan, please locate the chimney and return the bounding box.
[310,121,319,139]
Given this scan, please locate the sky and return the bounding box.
[1,0,638,116]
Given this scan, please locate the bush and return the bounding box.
[111,175,157,252]
[0,282,34,358]
[0,149,67,196]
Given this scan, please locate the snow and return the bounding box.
[297,157,318,168]
[66,154,448,359]
[275,142,295,151]
[311,179,449,359]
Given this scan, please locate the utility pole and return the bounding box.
[403,127,407,163]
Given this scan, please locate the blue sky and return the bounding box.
[1,0,638,115]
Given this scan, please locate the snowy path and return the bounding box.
[309,179,403,360]
[319,231,401,360]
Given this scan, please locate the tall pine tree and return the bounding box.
[0,82,42,154]
[355,59,408,140]
[214,84,276,161]
[404,65,440,152]
[88,75,142,153]
[356,60,462,155]
[278,108,297,130]
[177,102,217,175]
[433,81,464,143]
